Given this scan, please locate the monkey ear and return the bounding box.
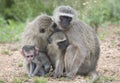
[20,50,24,55]
[35,47,39,54]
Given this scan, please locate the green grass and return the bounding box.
[12,78,22,83]
[0,80,5,83]
[18,63,23,67]
[0,49,9,55]
[94,75,114,83]
[58,77,70,81]
[97,31,107,41]
[33,77,47,83]
[0,20,25,43]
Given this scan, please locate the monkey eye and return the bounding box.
[31,55,33,57]
[26,55,33,58]
[27,56,30,58]
[39,28,45,33]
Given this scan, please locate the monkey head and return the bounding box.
[48,31,69,51]
[21,45,39,62]
[24,15,53,46]
[34,15,52,38]
[53,5,77,30]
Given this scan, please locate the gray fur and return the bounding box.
[53,6,100,81]
[47,31,69,78]
[21,14,52,75]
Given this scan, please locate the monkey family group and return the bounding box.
[21,5,100,82]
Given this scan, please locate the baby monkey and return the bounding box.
[21,45,51,77]
[47,22,69,78]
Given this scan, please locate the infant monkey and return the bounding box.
[21,45,51,77]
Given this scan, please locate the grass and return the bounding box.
[0,49,9,55]
[12,78,22,83]
[97,31,107,41]
[0,80,5,83]
[18,63,23,67]
[33,77,47,83]
[0,20,25,43]
[94,75,114,83]
[58,77,70,81]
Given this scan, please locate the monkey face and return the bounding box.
[48,31,69,51]
[59,16,72,30]
[22,45,39,62]
[24,50,35,62]
[57,40,69,50]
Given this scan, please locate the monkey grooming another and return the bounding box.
[47,22,69,78]
[21,45,51,77]
[21,15,53,75]
[22,14,52,50]
[52,6,100,82]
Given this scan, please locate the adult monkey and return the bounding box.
[22,14,52,50]
[21,14,52,74]
[52,6,100,81]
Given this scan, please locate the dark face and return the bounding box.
[57,40,69,50]
[39,28,46,33]
[59,16,72,29]
[50,22,60,32]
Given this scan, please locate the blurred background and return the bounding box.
[0,0,120,83]
[0,0,120,43]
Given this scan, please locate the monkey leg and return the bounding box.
[23,59,30,74]
[65,45,86,79]
[29,62,35,77]
[32,64,41,76]
[44,63,51,73]
[39,67,45,76]
[54,55,64,78]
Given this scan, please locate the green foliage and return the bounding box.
[79,0,120,29]
[0,19,25,43]
[0,0,120,43]
[33,77,47,83]
[0,0,54,21]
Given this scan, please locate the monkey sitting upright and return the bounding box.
[21,45,51,77]
[47,22,69,78]
[52,6,100,82]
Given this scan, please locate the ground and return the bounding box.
[0,25,120,83]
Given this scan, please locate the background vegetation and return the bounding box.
[0,0,120,43]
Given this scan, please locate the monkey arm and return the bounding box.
[32,63,41,76]
[54,52,64,78]
[64,45,86,79]
[29,62,35,77]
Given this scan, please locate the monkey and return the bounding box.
[21,14,53,75]
[21,45,51,77]
[21,14,53,50]
[52,5,100,82]
[47,23,69,78]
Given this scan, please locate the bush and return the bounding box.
[0,19,25,43]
